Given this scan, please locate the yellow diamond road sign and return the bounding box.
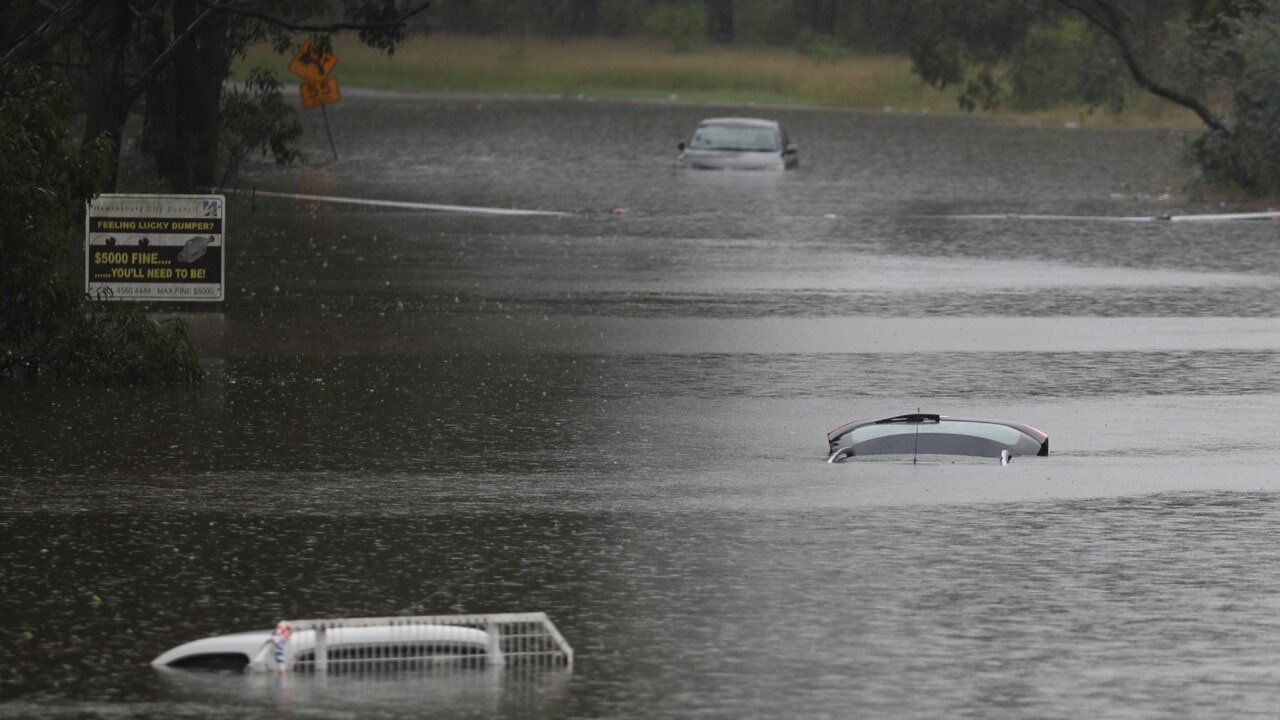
[289,40,337,83]
[300,77,341,109]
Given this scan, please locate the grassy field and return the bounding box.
[239,34,1202,128]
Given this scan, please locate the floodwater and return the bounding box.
[5,89,1280,718]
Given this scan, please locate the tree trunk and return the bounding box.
[706,0,735,43]
[141,13,177,159]
[81,0,135,192]
[151,2,229,192]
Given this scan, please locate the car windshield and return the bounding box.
[689,124,779,152]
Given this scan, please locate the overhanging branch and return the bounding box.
[1,0,93,67]
[189,0,431,33]
[1059,0,1230,135]
[121,1,431,114]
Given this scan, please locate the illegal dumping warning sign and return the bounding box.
[86,194,225,302]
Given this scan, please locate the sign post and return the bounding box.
[290,40,341,160]
[85,194,226,302]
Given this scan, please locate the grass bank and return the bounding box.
[239,34,1202,128]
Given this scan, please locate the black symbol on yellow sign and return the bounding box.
[300,77,342,109]
[289,40,338,83]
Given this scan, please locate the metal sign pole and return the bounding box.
[321,103,339,161]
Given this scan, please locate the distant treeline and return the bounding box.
[408,0,1177,54]
[414,0,919,51]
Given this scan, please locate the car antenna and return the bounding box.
[913,407,920,465]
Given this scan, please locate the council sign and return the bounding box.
[85,194,225,302]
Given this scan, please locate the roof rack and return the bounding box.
[260,612,572,674]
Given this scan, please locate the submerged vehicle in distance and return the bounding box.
[152,622,493,673]
[152,613,572,673]
[826,413,1049,464]
[676,117,798,170]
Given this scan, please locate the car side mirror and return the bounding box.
[785,143,799,154]
[678,141,687,151]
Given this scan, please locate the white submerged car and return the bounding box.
[676,117,799,170]
[152,613,573,674]
[152,622,493,673]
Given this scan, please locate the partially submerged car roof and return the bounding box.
[696,117,780,128]
[152,613,573,673]
[827,413,1048,464]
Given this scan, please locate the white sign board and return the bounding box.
[85,193,225,302]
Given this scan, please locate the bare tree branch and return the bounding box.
[1059,0,1230,135]
[1,0,94,67]
[5,0,430,69]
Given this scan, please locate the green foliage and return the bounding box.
[732,0,795,45]
[902,0,1280,196]
[642,3,707,52]
[597,0,652,37]
[1189,0,1267,26]
[0,68,202,384]
[354,0,416,53]
[907,1,1050,111]
[1192,1,1280,194]
[219,66,303,186]
[910,36,1004,111]
[1007,17,1126,112]
[1,68,107,374]
[46,302,204,384]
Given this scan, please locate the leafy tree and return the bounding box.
[0,68,201,383]
[907,0,1052,111]
[1006,17,1127,112]
[3,0,429,193]
[1189,1,1280,193]
[217,67,303,188]
[907,0,1280,196]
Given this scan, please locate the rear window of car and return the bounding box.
[846,421,1025,447]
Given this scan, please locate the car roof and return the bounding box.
[828,413,1046,440]
[152,624,494,670]
[697,117,780,129]
[827,413,1049,460]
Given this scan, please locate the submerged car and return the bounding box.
[152,622,494,673]
[827,413,1049,464]
[676,117,798,170]
[152,612,574,674]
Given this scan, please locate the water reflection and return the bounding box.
[153,666,571,718]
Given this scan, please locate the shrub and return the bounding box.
[0,68,203,384]
[1192,3,1280,195]
[219,66,303,186]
